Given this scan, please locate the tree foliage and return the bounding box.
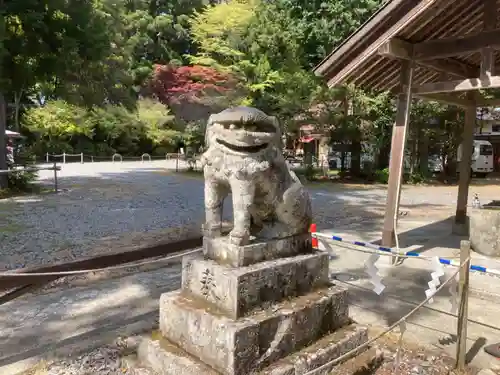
[148,64,234,105]
[23,98,184,156]
[1,0,482,184]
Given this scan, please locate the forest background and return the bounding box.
[0,0,487,188]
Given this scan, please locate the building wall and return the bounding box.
[475,120,500,136]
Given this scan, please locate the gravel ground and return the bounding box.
[1,160,499,271]
[23,329,495,375]
[4,161,500,375]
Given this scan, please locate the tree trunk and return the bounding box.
[350,140,361,176]
[418,131,429,175]
[377,142,391,169]
[13,90,22,131]
[408,138,415,175]
[0,92,7,188]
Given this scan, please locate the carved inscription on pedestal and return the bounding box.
[200,268,220,302]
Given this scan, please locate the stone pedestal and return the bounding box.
[138,234,370,375]
[470,204,500,257]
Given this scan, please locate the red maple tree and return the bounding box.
[148,64,234,105]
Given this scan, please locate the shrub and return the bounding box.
[293,165,317,181]
[406,171,427,185]
[7,170,38,192]
[374,168,390,184]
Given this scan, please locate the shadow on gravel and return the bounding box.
[331,265,450,326]
[0,266,183,371]
[371,216,461,253]
[330,263,493,365]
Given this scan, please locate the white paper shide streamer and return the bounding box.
[317,238,330,252]
[425,256,445,304]
[365,253,385,295]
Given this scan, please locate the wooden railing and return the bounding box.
[0,162,61,192]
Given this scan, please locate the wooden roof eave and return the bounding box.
[314,0,409,78]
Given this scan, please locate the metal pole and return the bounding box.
[176,153,179,172]
[91,155,94,163]
[53,161,58,193]
[81,153,84,164]
[63,152,66,164]
[456,240,471,370]
[46,153,49,163]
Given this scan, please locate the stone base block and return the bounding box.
[203,234,312,267]
[137,324,368,375]
[470,207,500,256]
[325,346,383,375]
[159,286,349,375]
[182,251,329,319]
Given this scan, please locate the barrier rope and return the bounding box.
[0,248,201,277]
[303,258,469,375]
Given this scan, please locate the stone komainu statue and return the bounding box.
[200,106,312,246]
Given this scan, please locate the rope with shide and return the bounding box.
[305,256,471,374]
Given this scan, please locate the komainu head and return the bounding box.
[205,106,282,154]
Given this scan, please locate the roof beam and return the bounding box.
[378,38,479,78]
[412,76,500,94]
[413,29,500,60]
[414,93,475,107]
[480,0,497,79]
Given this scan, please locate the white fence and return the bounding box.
[45,152,184,164]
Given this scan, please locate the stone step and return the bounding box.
[329,346,383,375]
[159,285,350,375]
[137,324,369,375]
[182,251,329,319]
[258,324,370,375]
[138,337,219,375]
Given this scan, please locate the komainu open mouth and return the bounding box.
[216,139,269,153]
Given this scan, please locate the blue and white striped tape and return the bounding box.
[313,232,500,277]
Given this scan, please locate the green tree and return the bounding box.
[0,0,123,186]
[23,100,91,154]
[52,0,137,109]
[122,0,211,85]
[137,98,182,149]
[2,0,117,123]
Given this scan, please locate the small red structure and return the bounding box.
[310,223,318,248]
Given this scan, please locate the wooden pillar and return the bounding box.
[382,61,414,246]
[454,0,496,234]
[454,104,476,232]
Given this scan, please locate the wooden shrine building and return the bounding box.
[314,0,500,246]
